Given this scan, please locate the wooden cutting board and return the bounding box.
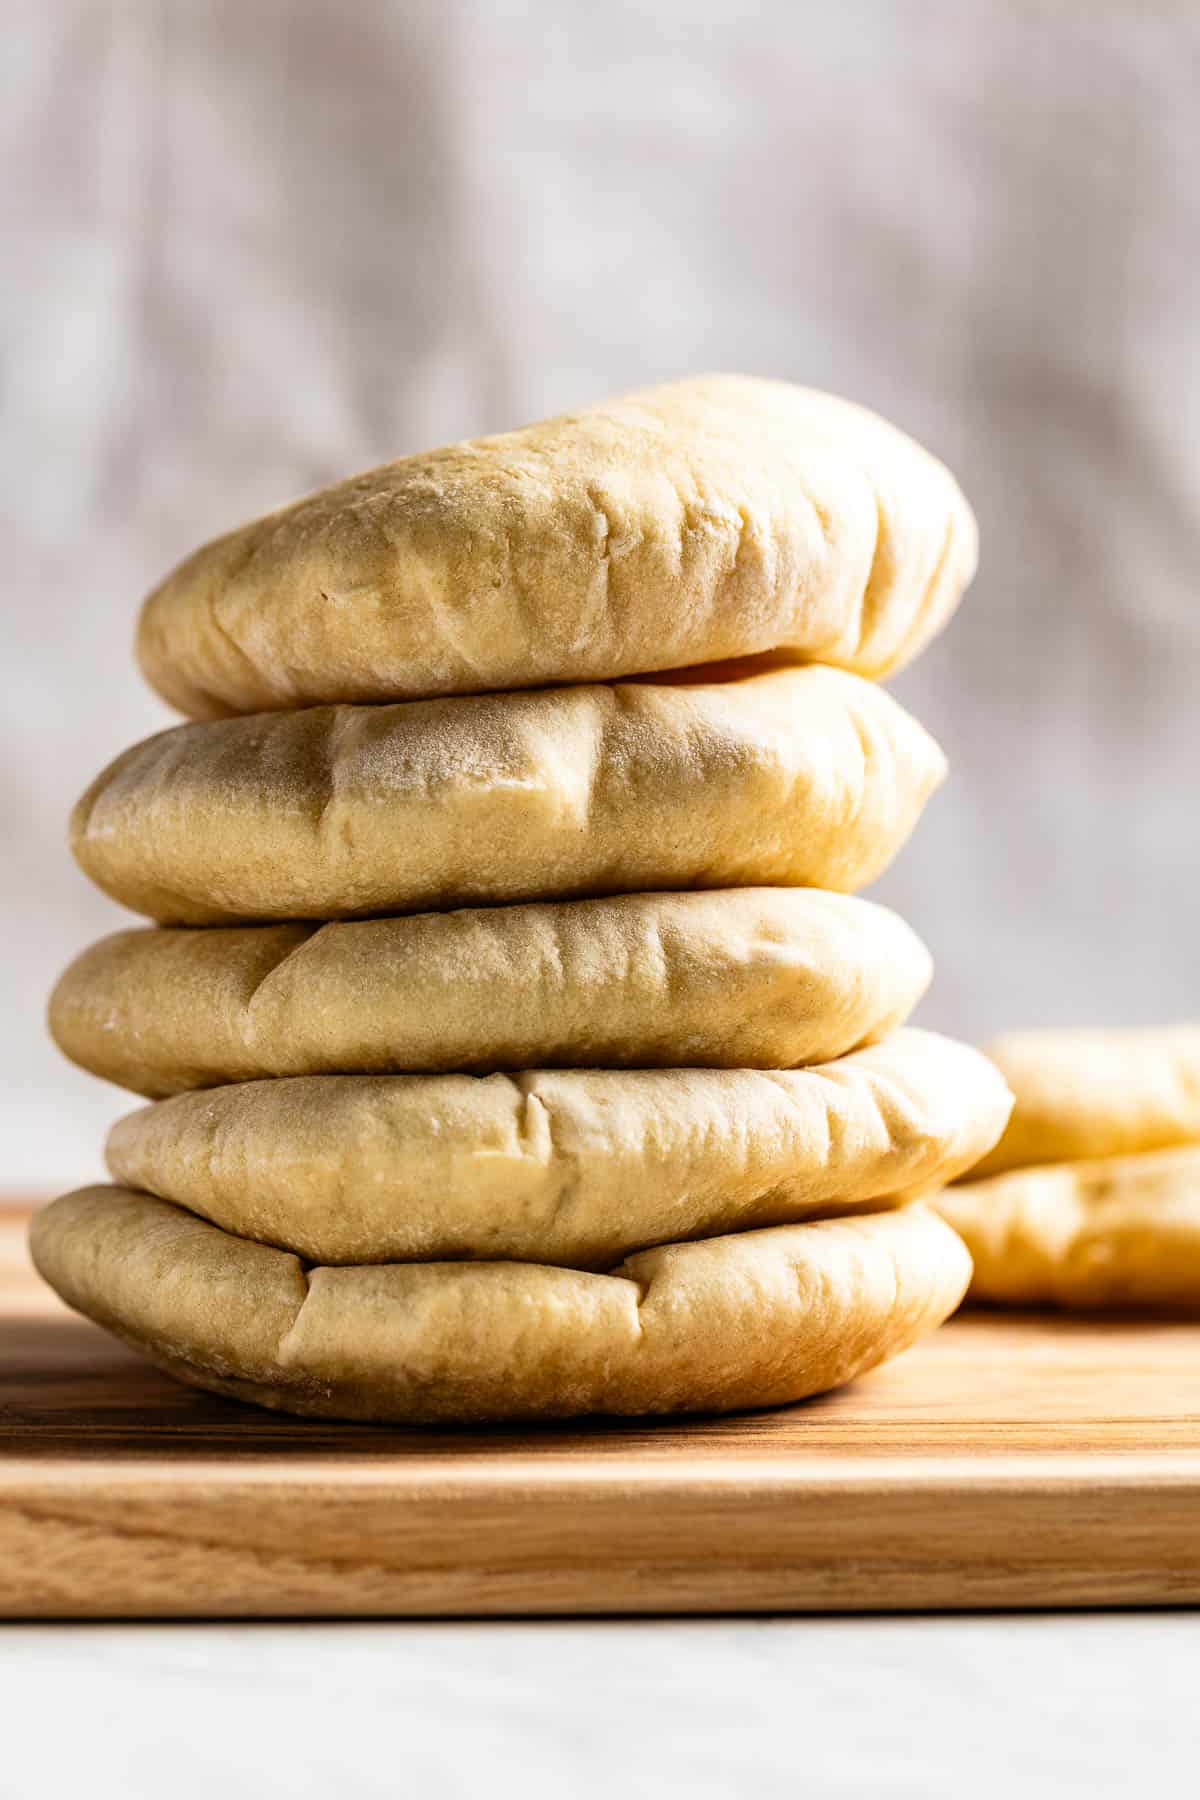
[2,1201,1199,1617]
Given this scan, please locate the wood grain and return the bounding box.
[2,1203,1199,1617]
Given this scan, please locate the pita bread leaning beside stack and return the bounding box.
[38,374,1012,1422]
[936,1026,1200,1310]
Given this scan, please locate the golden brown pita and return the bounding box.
[137,375,976,719]
[50,888,931,1097]
[31,1189,971,1422]
[971,1025,1200,1179]
[937,1145,1200,1310]
[105,1029,1013,1267]
[71,664,945,926]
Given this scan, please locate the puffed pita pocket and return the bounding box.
[31,1191,972,1423]
[938,1145,1200,1311]
[105,1029,1014,1268]
[51,888,931,1097]
[972,1025,1200,1179]
[137,374,976,718]
[71,665,945,925]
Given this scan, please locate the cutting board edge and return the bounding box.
[3,1449,1199,1618]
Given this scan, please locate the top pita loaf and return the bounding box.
[970,1025,1200,1179]
[137,375,976,718]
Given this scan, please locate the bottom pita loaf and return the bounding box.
[31,1188,970,1423]
[937,1145,1200,1310]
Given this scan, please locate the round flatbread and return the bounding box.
[971,1025,1200,1179]
[136,375,976,720]
[105,1028,1013,1267]
[71,664,944,926]
[937,1146,1200,1311]
[30,1190,971,1422]
[51,889,931,1098]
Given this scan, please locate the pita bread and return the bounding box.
[51,889,931,1099]
[937,1146,1200,1310]
[105,1029,1013,1267]
[136,375,976,720]
[971,1025,1200,1179]
[71,663,945,926]
[30,1189,971,1421]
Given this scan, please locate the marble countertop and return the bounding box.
[3,1614,1191,1796]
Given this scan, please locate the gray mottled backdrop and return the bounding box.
[3,0,1198,1185]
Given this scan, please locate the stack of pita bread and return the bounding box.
[37,376,1013,1422]
[938,1027,1200,1310]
